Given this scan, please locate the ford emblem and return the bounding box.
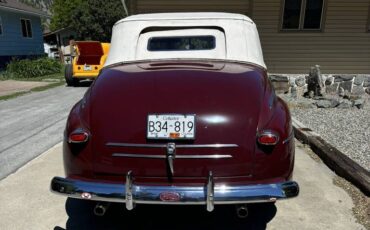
[159,191,181,202]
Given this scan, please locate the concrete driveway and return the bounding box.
[0,84,87,179]
[0,142,364,230]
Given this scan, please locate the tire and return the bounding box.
[65,64,78,86]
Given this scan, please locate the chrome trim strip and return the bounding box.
[112,153,233,159]
[50,177,299,210]
[176,155,232,159]
[177,144,238,148]
[106,143,238,148]
[113,153,165,159]
[108,143,166,148]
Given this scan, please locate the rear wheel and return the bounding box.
[65,64,78,86]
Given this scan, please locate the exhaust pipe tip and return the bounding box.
[94,202,110,216]
[236,204,249,219]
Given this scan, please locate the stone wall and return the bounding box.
[269,66,370,109]
[269,74,370,96]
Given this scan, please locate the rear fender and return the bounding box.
[253,97,294,181]
[63,90,94,178]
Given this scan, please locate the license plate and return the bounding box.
[83,65,92,71]
[147,114,195,139]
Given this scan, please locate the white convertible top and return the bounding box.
[105,12,266,69]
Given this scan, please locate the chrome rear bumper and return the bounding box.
[51,172,299,212]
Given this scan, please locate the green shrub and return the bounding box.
[5,57,62,79]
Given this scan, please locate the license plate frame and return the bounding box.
[147,114,196,140]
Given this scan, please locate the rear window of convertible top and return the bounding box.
[147,36,216,51]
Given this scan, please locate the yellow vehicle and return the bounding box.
[65,41,110,86]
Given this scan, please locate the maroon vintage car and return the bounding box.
[51,12,299,217]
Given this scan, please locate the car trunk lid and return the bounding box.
[90,61,266,179]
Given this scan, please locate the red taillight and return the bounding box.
[68,130,89,143]
[257,131,279,145]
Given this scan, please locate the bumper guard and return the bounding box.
[51,171,299,212]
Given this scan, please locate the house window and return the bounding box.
[282,0,325,30]
[368,5,370,32]
[0,16,3,35]
[20,19,32,38]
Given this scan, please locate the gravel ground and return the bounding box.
[281,94,370,171]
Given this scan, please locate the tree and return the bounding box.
[50,0,126,42]
[50,0,83,31]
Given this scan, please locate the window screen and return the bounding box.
[368,6,370,31]
[282,0,302,29]
[304,0,324,29]
[0,17,2,35]
[21,19,32,38]
[148,36,216,51]
[282,0,325,30]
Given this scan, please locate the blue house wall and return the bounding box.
[0,9,44,67]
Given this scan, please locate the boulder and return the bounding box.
[269,74,288,82]
[353,98,366,109]
[337,99,352,109]
[354,76,364,86]
[307,65,325,97]
[338,87,345,97]
[271,81,289,94]
[351,85,365,95]
[366,87,370,95]
[339,81,353,93]
[302,84,308,94]
[326,82,339,94]
[343,90,351,99]
[307,90,315,98]
[296,86,305,98]
[334,75,355,82]
[315,98,340,108]
[325,76,334,85]
[291,86,297,98]
[295,76,306,87]
[288,77,296,87]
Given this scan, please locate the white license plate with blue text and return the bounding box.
[84,65,92,71]
[147,114,195,139]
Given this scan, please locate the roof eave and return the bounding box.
[0,5,50,18]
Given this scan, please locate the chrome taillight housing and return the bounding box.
[257,130,279,145]
[68,129,89,143]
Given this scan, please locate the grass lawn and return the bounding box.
[0,71,64,82]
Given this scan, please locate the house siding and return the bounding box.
[252,0,370,74]
[130,0,250,15]
[0,9,44,57]
[129,0,370,74]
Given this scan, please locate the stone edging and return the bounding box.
[292,118,370,196]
